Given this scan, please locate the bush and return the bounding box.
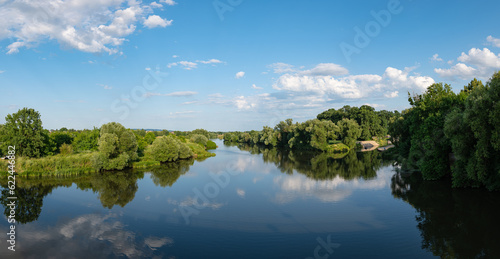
[59,143,73,156]
[206,140,217,150]
[147,136,178,162]
[190,134,208,146]
[94,122,138,171]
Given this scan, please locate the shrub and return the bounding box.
[206,140,217,150]
[59,143,73,156]
[190,134,208,146]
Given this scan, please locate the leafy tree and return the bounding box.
[336,118,362,148]
[260,126,278,146]
[144,132,156,145]
[49,131,73,153]
[147,135,192,162]
[73,128,99,152]
[275,119,296,147]
[93,122,138,171]
[444,74,500,190]
[191,128,210,138]
[3,108,47,157]
[190,134,208,146]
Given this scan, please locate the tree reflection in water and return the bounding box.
[0,158,195,223]
[391,172,500,259]
[235,143,392,181]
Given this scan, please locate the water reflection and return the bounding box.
[234,143,393,180]
[0,183,55,224]
[0,158,195,223]
[15,212,173,258]
[391,172,500,258]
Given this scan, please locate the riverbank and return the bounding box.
[0,143,215,176]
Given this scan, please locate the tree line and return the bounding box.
[0,109,217,173]
[223,105,398,153]
[390,71,500,190]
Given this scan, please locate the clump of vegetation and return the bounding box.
[190,134,208,146]
[92,122,138,171]
[391,71,500,190]
[146,135,193,163]
[206,140,217,150]
[59,143,73,156]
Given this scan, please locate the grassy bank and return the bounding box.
[0,142,215,176]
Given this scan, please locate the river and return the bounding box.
[1,139,499,258]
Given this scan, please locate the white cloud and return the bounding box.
[0,70,5,74]
[273,66,433,99]
[235,71,245,79]
[234,96,256,110]
[144,91,198,97]
[252,84,263,90]
[0,1,173,54]
[197,59,224,64]
[434,63,478,80]
[457,48,500,69]
[166,91,198,97]
[269,62,296,74]
[299,63,349,76]
[161,0,177,6]
[384,91,398,98]
[487,35,500,48]
[431,54,443,62]
[143,15,172,28]
[150,2,163,8]
[145,67,151,70]
[434,47,500,80]
[172,55,178,58]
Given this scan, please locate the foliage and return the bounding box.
[390,72,500,189]
[49,131,73,153]
[190,128,210,138]
[146,135,193,163]
[443,73,500,190]
[3,108,47,158]
[336,118,362,148]
[93,122,138,171]
[190,134,208,146]
[206,140,217,150]
[72,128,99,152]
[59,143,73,156]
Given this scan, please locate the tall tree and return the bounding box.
[3,108,46,157]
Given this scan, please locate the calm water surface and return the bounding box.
[1,139,499,258]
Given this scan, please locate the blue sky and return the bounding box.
[1,0,500,131]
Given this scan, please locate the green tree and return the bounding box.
[93,122,138,171]
[3,108,46,157]
[191,129,210,138]
[147,135,193,162]
[49,131,73,153]
[190,134,208,146]
[144,132,156,145]
[73,128,99,152]
[336,118,362,148]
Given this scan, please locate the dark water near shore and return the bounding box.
[1,139,499,258]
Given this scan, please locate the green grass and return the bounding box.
[186,142,216,158]
[325,143,350,153]
[0,152,96,176]
[375,137,389,147]
[0,141,216,177]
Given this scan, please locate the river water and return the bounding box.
[1,139,499,258]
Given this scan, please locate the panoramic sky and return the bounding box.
[1,0,500,131]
